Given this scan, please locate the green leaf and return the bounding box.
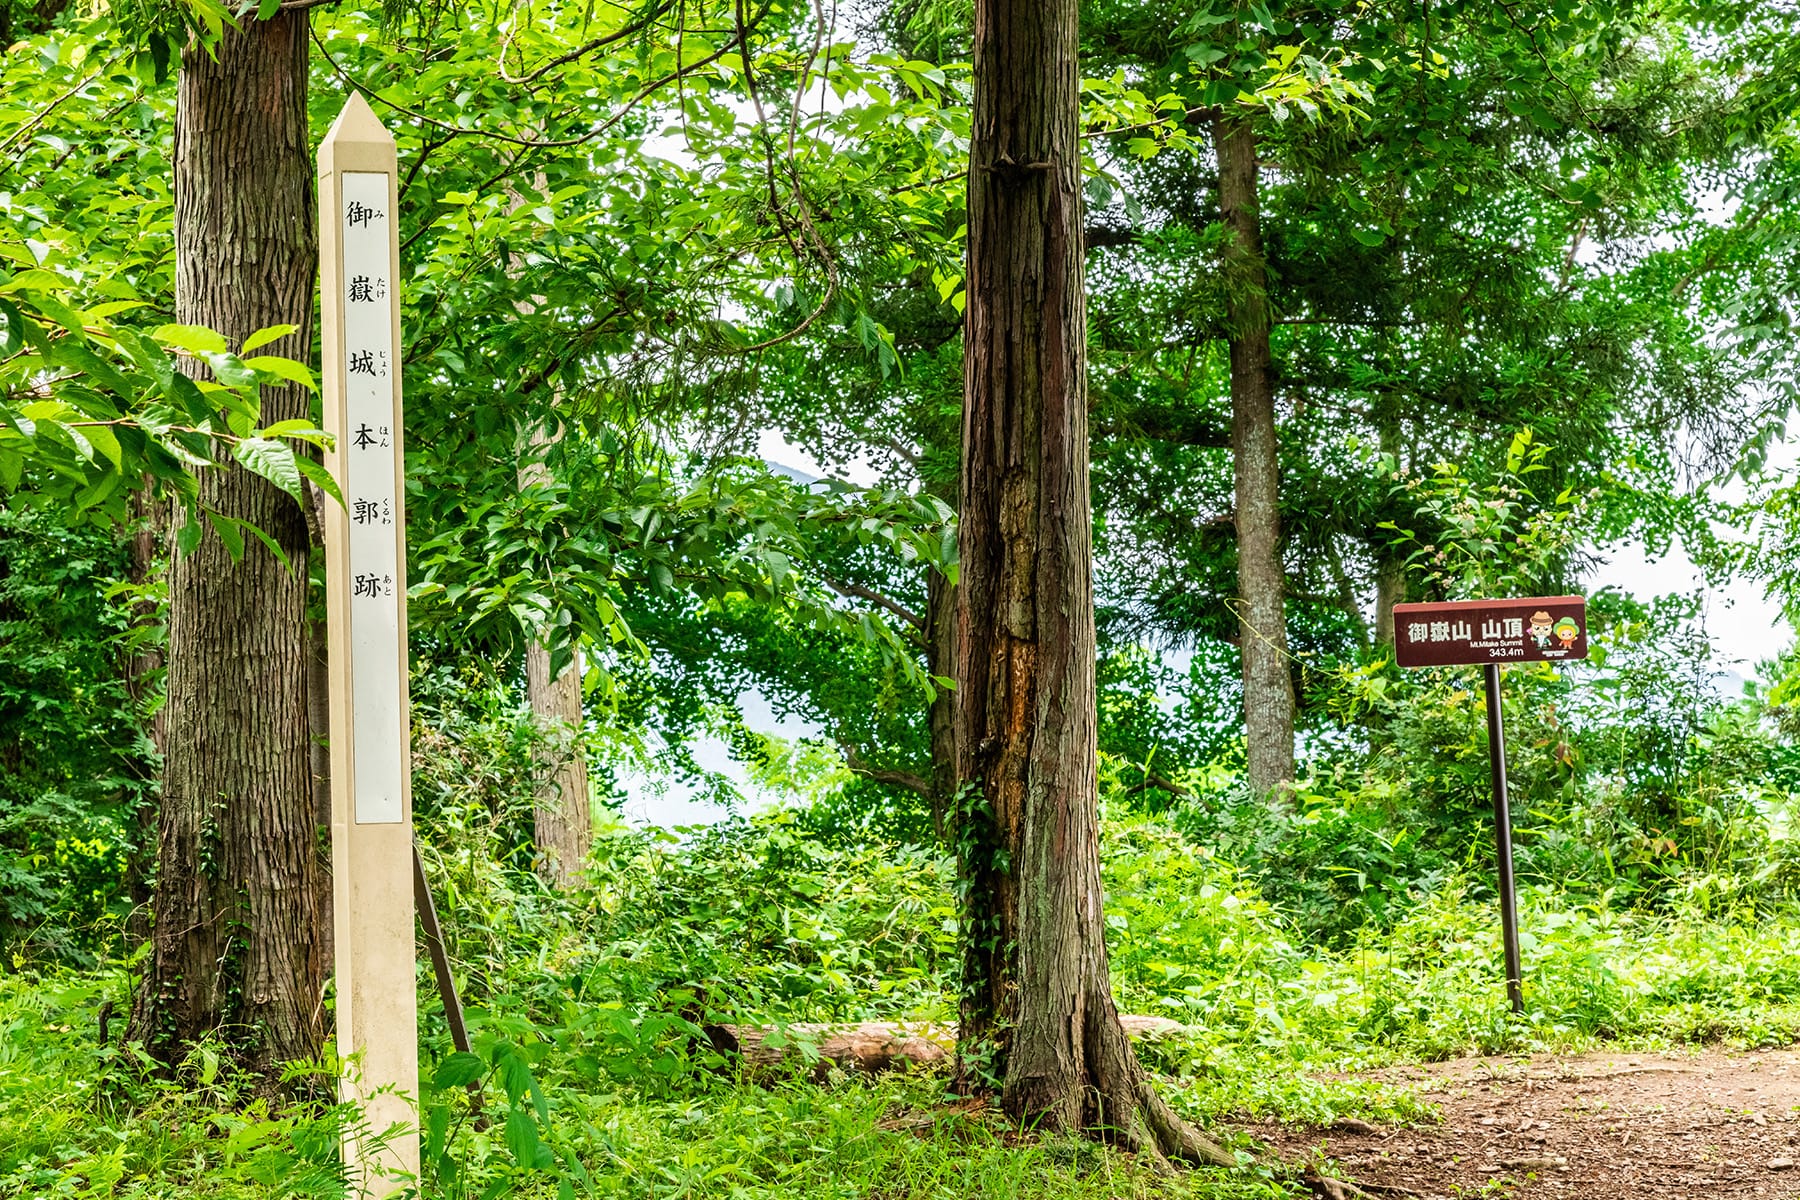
[233,437,304,504]
[202,350,259,390]
[153,324,229,355]
[504,1109,541,1170]
[148,33,170,84]
[0,299,24,356]
[206,510,246,561]
[241,323,297,353]
[292,453,346,507]
[175,517,204,558]
[81,423,124,469]
[243,355,317,390]
[433,1052,486,1090]
[236,515,293,570]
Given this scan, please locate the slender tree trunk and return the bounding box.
[1373,416,1405,649]
[525,635,591,886]
[954,0,1229,1165]
[128,12,328,1077]
[1212,114,1295,803]
[505,179,592,887]
[518,427,589,889]
[1375,558,1406,649]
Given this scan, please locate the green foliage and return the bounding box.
[0,509,151,965]
[0,972,358,1199]
[0,259,333,535]
[1380,429,1595,600]
[14,787,1800,1197]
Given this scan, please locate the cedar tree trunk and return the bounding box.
[954,0,1230,1165]
[1212,114,1295,802]
[128,12,328,1076]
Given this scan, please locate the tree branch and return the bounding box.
[822,575,925,629]
[507,0,678,85]
[838,742,931,797]
[1125,774,1192,799]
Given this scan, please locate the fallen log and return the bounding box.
[705,1014,1194,1079]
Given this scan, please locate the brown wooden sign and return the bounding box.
[1393,596,1587,668]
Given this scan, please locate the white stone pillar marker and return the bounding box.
[318,92,420,1193]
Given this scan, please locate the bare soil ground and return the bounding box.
[1246,1048,1800,1199]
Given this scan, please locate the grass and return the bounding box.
[4,811,1800,1199]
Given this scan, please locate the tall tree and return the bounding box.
[1211,111,1294,800]
[128,12,327,1073]
[953,0,1230,1163]
[520,428,593,888]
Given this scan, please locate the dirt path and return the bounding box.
[1246,1047,1800,1199]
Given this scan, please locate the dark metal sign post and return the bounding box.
[1393,595,1588,1016]
[1482,662,1525,1014]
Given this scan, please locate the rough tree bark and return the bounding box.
[1375,557,1406,649]
[524,631,591,887]
[517,426,589,888]
[1212,113,1295,803]
[1373,416,1406,649]
[127,12,328,1076]
[954,0,1231,1166]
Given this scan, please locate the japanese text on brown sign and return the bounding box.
[1393,596,1587,668]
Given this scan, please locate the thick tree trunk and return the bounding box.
[955,0,1230,1166]
[127,12,327,1077]
[525,637,591,886]
[1212,114,1295,803]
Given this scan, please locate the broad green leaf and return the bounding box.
[241,323,297,353]
[504,1109,540,1170]
[174,517,204,557]
[432,1052,486,1090]
[153,324,229,355]
[206,510,246,561]
[233,437,304,504]
[243,355,317,390]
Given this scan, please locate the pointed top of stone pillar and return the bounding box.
[324,91,392,148]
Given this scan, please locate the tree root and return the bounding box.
[1131,1070,1235,1168]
